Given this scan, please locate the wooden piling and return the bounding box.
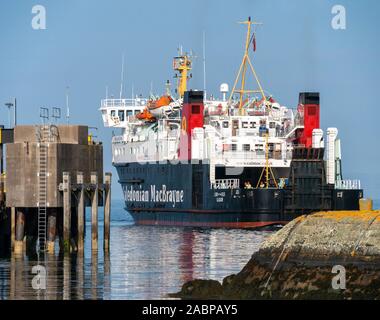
[70,207,78,252]
[63,172,71,254]
[77,172,85,254]
[104,173,112,251]
[91,172,98,251]
[11,207,15,252]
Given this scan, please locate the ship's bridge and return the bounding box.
[100,98,147,128]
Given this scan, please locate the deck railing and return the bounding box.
[101,98,147,109]
[211,179,240,189]
[335,179,361,190]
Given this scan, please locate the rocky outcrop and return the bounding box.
[169,279,223,299]
[172,210,380,299]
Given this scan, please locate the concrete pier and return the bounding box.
[4,125,105,255]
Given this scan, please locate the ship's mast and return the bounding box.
[229,16,266,115]
[173,49,192,98]
[256,133,278,189]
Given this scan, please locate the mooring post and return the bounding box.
[104,173,112,252]
[47,208,57,254]
[11,207,15,252]
[77,172,85,254]
[63,172,71,254]
[14,209,25,254]
[91,172,98,251]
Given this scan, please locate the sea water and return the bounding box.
[0,199,274,300]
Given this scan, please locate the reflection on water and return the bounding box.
[0,201,274,300]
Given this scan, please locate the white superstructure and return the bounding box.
[101,92,300,171]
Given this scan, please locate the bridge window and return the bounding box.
[118,110,125,121]
[110,110,116,118]
[127,110,133,116]
[243,144,250,151]
[255,144,264,151]
[223,121,229,128]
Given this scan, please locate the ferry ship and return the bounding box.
[100,17,363,228]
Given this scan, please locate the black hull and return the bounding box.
[115,159,363,228]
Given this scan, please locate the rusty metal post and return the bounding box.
[104,173,111,252]
[91,172,98,251]
[77,172,85,254]
[14,209,25,254]
[47,208,57,254]
[11,207,15,252]
[63,172,71,254]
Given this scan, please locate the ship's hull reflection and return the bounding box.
[0,224,273,300]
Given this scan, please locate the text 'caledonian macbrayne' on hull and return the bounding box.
[99,17,363,228]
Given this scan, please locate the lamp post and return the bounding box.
[4,97,17,128]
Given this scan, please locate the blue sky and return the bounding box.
[0,0,379,200]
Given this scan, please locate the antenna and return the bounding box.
[203,31,207,99]
[119,53,125,99]
[106,85,109,99]
[131,83,134,100]
[65,86,70,124]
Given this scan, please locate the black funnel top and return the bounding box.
[299,92,320,105]
[184,90,204,104]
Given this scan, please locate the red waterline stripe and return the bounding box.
[134,220,287,229]
[129,208,280,214]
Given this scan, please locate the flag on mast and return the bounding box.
[252,32,256,52]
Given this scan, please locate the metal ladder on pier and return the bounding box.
[37,125,50,253]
